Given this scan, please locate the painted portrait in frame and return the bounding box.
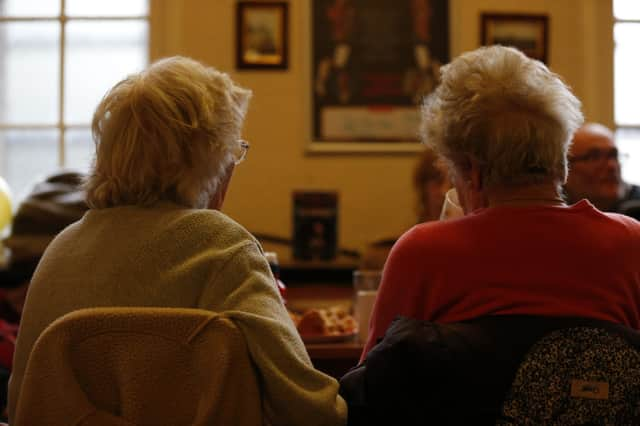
[310,0,450,152]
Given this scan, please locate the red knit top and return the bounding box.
[361,200,640,361]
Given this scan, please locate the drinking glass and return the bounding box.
[353,270,382,343]
[439,188,464,220]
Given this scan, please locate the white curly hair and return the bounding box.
[422,46,583,190]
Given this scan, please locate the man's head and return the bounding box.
[565,123,627,210]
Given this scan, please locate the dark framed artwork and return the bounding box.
[481,13,549,64]
[236,1,289,70]
[310,0,450,152]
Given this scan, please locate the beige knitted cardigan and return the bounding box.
[9,202,346,426]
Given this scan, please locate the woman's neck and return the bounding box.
[486,184,566,208]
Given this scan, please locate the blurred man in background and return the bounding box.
[0,170,88,419]
[565,122,640,219]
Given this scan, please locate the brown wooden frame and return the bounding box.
[481,13,549,64]
[236,1,289,70]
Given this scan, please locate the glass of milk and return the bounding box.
[353,269,382,343]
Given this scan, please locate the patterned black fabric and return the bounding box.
[499,327,640,425]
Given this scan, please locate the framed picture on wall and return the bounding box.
[236,1,288,70]
[481,13,549,64]
[309,0,450,153]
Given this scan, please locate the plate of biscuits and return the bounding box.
[289,306,358,343]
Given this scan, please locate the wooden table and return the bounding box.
[305,341,363,379]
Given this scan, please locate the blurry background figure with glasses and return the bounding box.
[565,122,640,220]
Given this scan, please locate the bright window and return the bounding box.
[614,0,640,184]
[0,0,149,201]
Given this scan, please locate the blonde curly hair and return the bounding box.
[422,46,583,190]
[86,56,252,209]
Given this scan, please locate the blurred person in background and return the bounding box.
[0,171,87,342]
[362,45,640,359]
[8,56,346,426]
[413,147,451,223]
[359,147,450,270]
[564,122,640,220]
[0,170,87,419]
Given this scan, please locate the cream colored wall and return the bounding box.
[450,0,614,125]
[150,0,613,253]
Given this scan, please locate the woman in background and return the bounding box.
[360,147,449,270]
[9,56,346,426]
[413,147,450,223]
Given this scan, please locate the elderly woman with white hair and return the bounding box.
[361,45,640,359]
[9,57,346,425]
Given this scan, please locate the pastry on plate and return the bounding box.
[297,307,357,336]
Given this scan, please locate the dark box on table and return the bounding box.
[292,191,338,261]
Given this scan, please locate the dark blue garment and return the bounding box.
[0,366,8,422]
[339,315,640,426]
[617,184,640,220]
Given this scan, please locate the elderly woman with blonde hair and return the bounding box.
[362,45,640,359]
[9,56,346,425]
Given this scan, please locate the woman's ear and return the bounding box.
[469,159,483,192]
[454,157,488,212]
[208,163,235,210]
[467,159,489,209]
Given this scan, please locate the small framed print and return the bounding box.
[236,1,289,70]
[481,13,549,64]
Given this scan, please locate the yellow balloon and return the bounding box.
[0,177,12,233]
